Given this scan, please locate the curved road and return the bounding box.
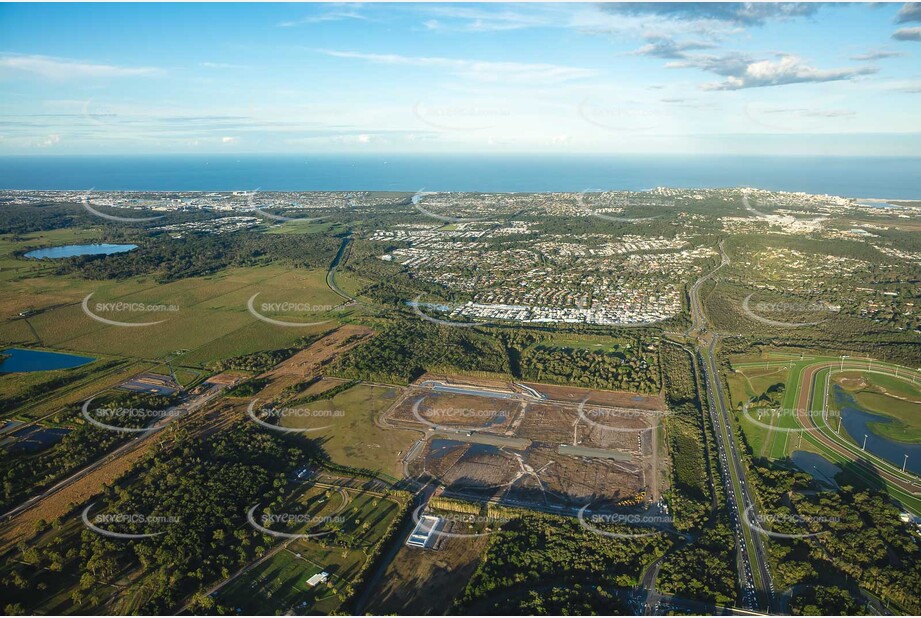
[687,239,729,336]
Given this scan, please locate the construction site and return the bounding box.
[383,373,669,512]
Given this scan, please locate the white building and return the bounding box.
[406,515,442,548]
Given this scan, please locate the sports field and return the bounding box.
[728,353,921,514]
[833,370,921,442]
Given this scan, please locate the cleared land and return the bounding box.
[251,324,373,400]
[278,383,416,481]
[388,375,662,508]
[366,521,489,615]
[521,381,665,409]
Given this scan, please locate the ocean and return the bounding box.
[0,154,918,199]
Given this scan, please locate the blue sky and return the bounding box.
[0,2,919,156]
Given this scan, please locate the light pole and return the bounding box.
[836,415,842,435]
[862,434,868,451]
[903,454,909,473]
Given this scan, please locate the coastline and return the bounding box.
[1,154,919,199]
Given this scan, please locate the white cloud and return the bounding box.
[420,6,556,32]
[632,35,714,59]
[761,107,855,118]
[221,136,237,144]
[670,53,877,90]
[892,26,921,41]
[318,49,597,84]
[850,49,906,61]
[279,8,367,27]
[599,3,822,27]
[0,53,162,79]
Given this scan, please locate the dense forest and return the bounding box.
[454,509,670,614]
[0,202,93,235]
[660,341,712,529]
[656,520,738,604]
[735,422,921,614]
[0,422,310,614]
[520,343,661,393]
[51,231,341,282]
[329,319,510,384]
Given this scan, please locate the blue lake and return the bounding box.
[24,243,137,259]
[0,348,95,373]
[791,450,840,488]
[834,386,921,475]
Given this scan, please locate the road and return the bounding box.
[326,234,357,303]
[352,481,438,614]
[702,337,775,610]
[688,239,776,612]
[687,239,729,337]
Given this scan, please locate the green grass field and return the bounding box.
[330,269,377,299]
[0,253,347,368]
[728,352,921,513]
[281,384,418,480]
[526,333,634,353]
[263,219,342,235]
[726,360,800,459]
[217,487,404,615]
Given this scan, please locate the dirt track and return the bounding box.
[255,324,374,399]
[794,361,919,496]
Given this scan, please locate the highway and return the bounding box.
[687,239,728,336]
[688,239,776,612]
[702,338,775,610]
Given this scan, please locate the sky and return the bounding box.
[0,2,919,156]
